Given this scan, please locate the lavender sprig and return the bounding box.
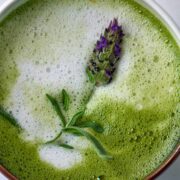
[46,19,124,160]
[87,18,124,86]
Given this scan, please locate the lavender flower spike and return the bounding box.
[87,18,124,86]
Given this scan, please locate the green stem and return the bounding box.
[84,81,95,106]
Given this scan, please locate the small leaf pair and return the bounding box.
[46,89,71,127]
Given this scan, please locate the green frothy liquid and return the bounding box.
[0,0,179,179]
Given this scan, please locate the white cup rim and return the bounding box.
[137,0,180,45]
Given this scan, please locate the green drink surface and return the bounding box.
[0,0,179,179]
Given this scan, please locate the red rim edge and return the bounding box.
[146,144,180,180]
[0,145,179,180]
[0,165,17,180]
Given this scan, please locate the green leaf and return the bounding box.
[64,127,112,160]
[77,120,104,133]
[45,132,62,144]
[0,106,20,129]
[59,143,74,149]
[66,110,85,127]
[46,94,66,127]
[62,128,83,136]
[86,68,95,83]
[62,89,70,111]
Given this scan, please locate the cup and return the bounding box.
[0,0,179,179]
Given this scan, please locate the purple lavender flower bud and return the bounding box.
[87,18,124,86]
[96,36,108,52]
[105,69,112,77]
[114,43,121,57]
[109,18,119,32]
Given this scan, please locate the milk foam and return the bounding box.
[5,51,90,168]
[39,134,89,169]
[39,145,82,170]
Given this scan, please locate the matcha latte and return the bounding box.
[0,0,180,179]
